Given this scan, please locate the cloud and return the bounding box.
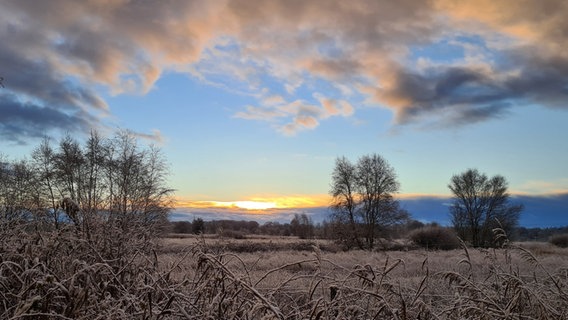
[235,97,355,135]
[513,179,568,195]
[368,65,515,125]
[224,0,568,129]
[129,129,166,145]
[0,0,215,143]
[262,94,286,106]
[233,105,286,121]
[172,193,332,223]
[0,26,107,144]
[319,98,355,117]
[171,206,331,224]
[0,94,94,145]
[2,0,568,142]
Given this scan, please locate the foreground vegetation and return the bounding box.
[3,227,567,319]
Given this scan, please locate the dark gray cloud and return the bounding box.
[373,51,568,127]
[0,46,107,112]
[0,3,108,144]
[505,50,568,108]
[374,66,509,124]
[0,44,103,144]
[0,94,92,145]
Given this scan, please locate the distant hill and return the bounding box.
[400,194,568,228]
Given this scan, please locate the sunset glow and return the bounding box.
[176,195,330,211]
[226,201,277,210]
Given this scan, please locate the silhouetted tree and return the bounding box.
[290,213,314,239]
[406,219,425,231]
[449,169,522,247]
[172,221,192,233]
[31,137,61,228]
[330,156,362,248]
[1,130,173,261]
[192,217,205,234]
[330,154,409,249]
[259,221,291,236]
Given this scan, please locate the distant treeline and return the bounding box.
[170,215,315,239]
[516,226,568,242]
[170,217,433,240]
[169,218,567,242]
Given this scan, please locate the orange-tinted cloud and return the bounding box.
[2,0,568,142]
[176,194,330,210]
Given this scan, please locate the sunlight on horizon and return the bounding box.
[231,201,277,210]
[175,195,331,210]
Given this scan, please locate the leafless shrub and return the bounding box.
[410,226,460,250]
[549,233,568,248]
[220,229,247,239]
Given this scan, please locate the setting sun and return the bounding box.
[232,201,276,210]
[175,195,330,211]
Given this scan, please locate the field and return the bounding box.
[154,235,568,319]
[3,229,567,319]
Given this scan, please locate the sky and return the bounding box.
[1,0,567,226]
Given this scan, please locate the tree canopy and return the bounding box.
[449,168,522,247]
[330,154,408,249]
[0,130,173,259]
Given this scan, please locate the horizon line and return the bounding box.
[174,191,568,210]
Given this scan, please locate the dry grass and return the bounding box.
[154,236,568,319]
[3,229,568,319]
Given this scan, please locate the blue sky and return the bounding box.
[1,0,567,226]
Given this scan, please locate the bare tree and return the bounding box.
[3,130,172,258]
[449,168,522,247]
[0,159,39,223]
[330,154,408,249]
[290,213,314,239]
[356,154,407,249]
[98,131,173,259]
[330,156,362,248]
[81,130,106,216]
[192,217,205,234]
[32,137,61,228]
[54,134,84,202]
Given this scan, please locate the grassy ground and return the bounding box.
[3,230,566,319]
[156,235,568,319]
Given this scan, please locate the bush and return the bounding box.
[549,233,568,248]
[221,229,247,239]
[410,226,460,250]
[172,220,192,233]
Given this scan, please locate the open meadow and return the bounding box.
[155,235,568,319]
[2,225,567,319]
